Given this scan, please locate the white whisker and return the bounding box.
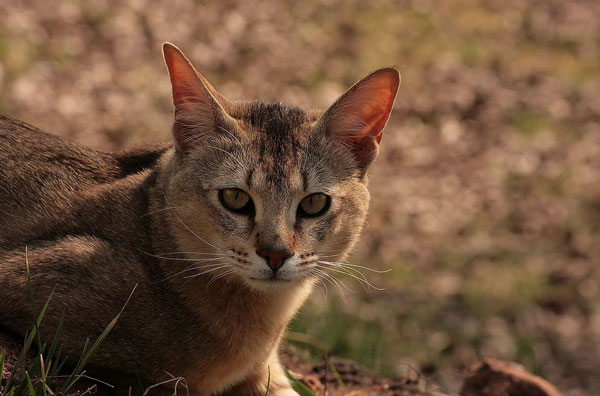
[309,269,329,299]
[311,268,354,298]
[318,260,391,274]
[161,262,228,282]
[317,262,384,291]
[318,261,372,283]
[184,264,231,280]
[139,206,184,218]
[161,191,225,251]
[139,250,227,263]
[206,269,237,288]
[155,251,231,258]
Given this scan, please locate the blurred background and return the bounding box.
[1,0,599,394]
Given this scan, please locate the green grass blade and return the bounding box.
[328,359,345,390]
[263,366,270,396]
[46,307,66,370]
[283,368,316,396]
[0,349,8,396]
[6,255,56,394]
[51,355,68,378]
[0,348,5,377]
[24,372,35,396]
[39,355,48,396]
[135,370,145,396]
[25,249,44,357]
[3,291,52,394]
[62,284,137,393]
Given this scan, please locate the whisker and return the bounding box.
[317,262,384,291]
[318,263,370,286]
[184,264,231,280]
[161,191,225,251]
[318,261,385,291]
[309,269,329,300]
[316,249,347,258]
[206,269,237,288]
[316,253,344,259]
[318,261,372,284]
[312,268,354,297]
[318,260,391,274]
[321,267,364,293]
[154,251,231,258]
[139,206,184,218]
[161,262,228,282]
[139,250,227,263]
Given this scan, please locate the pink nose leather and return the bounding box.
[256,249,293,271]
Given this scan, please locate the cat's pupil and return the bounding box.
[219,188,253,215]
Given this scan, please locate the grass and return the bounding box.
[284,369,316,396]
[0,254,127,396]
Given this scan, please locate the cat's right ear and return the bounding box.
[162,43,226,151]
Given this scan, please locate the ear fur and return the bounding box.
[162,42,228,151]
[320,68,400,170]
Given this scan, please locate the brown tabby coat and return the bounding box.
[0,43,399,395]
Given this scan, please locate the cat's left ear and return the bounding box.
[319,68,400,171]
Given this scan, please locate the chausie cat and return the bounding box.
[0,43,399,395]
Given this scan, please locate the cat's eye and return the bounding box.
[219,188,255,215]
[298,193,331,218]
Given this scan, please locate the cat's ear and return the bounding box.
[162,42,228,151]
[319,67,400,170]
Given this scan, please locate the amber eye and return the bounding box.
[219,188,254,215]
[298,193,331,218]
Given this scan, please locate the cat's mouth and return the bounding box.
[248,276,292,283]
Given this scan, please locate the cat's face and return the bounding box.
[161,43,399,291]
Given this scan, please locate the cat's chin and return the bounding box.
[244,276,301,292]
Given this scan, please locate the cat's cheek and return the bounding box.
[210,206,256,239]
[326,194,369,253]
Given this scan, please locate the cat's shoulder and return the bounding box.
[0,113,61,145]
[0,113,172,174]
[0,113,98,156]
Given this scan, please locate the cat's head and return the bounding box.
[160,43,399,291]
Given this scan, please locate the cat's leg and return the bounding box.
[218,353,298,396]
[0,236,147,370]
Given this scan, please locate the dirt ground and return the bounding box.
[1,1,600,395]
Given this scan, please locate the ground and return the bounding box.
[1,330,564,396]
[0,1,599,395]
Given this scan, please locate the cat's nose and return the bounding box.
[256,248,294,272]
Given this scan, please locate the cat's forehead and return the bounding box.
[231,102,316,188]
[197,100,355,193]
[235,102,310,133]
[229,101,315,145]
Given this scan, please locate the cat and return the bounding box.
[0,43,399,395]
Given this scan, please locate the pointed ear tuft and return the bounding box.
[320,67,400,170]
[162,43,224,151]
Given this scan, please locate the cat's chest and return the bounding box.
[183,315,282,394]
[175,289,303,394]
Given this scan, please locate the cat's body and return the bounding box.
[0,44,399,395]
